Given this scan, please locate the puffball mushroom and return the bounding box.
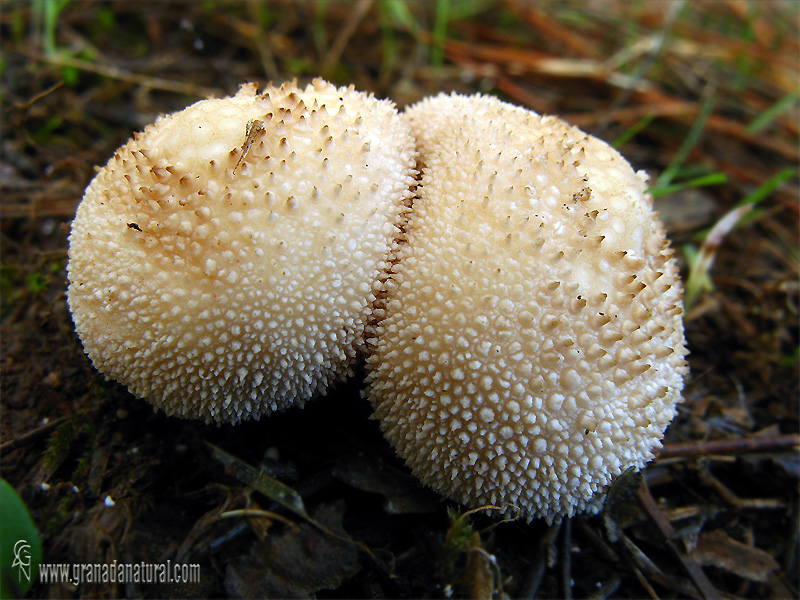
[67,79,416,423]
[365,93,689,523]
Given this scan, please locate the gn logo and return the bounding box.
[12,540,32,585]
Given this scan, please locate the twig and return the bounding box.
[657,433,800,459]
[598,0,687,132]
[561,518,573,600]
[576,518,620,563]
[175,495,235,563]
[322,0,373,74]
[619,532,662,576]
[0,416,68,451]
[508,1,596,58]
[246,0,280,82]
[696,468,744,509]
[520,522,561,599]
[15,80,64,110]
[20,50,221,98]
[649,572,704,599]
[443,39,654,91]
[218,507,298,528]
[495,75,553,113]
[568,97,799,162]
[564,99,699,128]
[201,521,250,557]
[784,501,800,575]
[637,480,722,600]
[628,561,662,600]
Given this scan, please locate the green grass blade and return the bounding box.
[736,167,798,207]
[381,0,421,37]
[745,89,800,135]
[431,0,449,68]
[684,203,754,308]
[657,94,716,188]
[650,172,727,197]
[208,443,309,520]
[612,113,656,149]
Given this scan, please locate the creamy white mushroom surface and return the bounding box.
[68,79,416,423]
[366,93,688,522]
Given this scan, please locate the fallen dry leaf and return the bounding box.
[225,502,361,599]
[691,529,779,582]
[332,453,440,514]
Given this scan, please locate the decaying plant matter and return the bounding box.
[2,2,797,598]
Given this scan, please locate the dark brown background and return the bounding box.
[2,1,798,598]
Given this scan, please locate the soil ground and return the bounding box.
[1,2,798,598]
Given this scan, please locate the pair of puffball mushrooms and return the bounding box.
[67,79,688,523]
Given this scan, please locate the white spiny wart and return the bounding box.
[365,93,689,523]
[67,79,416,423]
[68,81,689,523]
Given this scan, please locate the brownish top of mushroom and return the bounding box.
[366,93,688,522]
[68,79,416,423]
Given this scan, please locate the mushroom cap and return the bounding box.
[67,79,416,423]
[365,93,688,522]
